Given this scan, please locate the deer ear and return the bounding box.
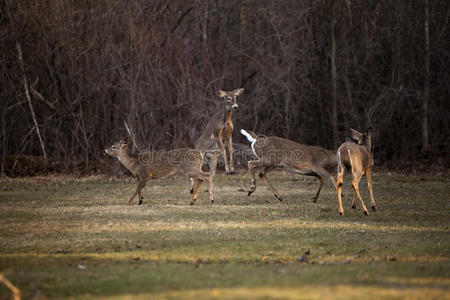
[233,88,244,96]
[217,90,226,97]
[349,128,363,143]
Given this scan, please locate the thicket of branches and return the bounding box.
[1,0,449,175]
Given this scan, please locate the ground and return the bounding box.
[0,173,449,299]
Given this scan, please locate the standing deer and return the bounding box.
[105,137,214,205]
[336,127,376,215]
[240,129,337,202]
[189,88,244,193]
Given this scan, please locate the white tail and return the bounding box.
[241,130,337,202]
[336,127,376,215]
[240,129,256,143]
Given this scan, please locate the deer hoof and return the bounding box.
[275,194,283,202]
[248,190,253,197]
[225,171,234,175]
[138,199,143,205]
[363,211,368,216]
[312,197,317,203]
[352,205,356,209]
[190,201,195,205]
[190,188,194,194]
[371,205,377,211]
[339,212,344,216]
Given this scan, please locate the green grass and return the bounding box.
[0,173,449,299]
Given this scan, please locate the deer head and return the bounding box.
[104,136,131,157]
[217,88,244,111]
[349,127,373,152]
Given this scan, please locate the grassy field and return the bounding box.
[0,172,449,299]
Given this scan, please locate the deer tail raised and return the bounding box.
[240,129,257,143]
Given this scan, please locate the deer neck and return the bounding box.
[365,139,372,154]
[224,108,233,125]
[118,148,138,170]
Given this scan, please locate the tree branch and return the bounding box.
[16,42,47,159]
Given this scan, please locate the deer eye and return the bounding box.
[227,97,232,101]
[112,145,116,149]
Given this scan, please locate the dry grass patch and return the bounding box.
[0,173,449,299]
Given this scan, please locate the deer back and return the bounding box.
[195,110,223,152]
[338,127,373,173]
[139,148,203,178]
[337,142,372,173]
[253,136,336,171]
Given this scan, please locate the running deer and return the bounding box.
[105,137,214,205]
[240,129,337,202]
[336,127,376,215]
[189,88,244,193]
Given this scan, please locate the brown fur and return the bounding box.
[336,128,376,215]
[241,130,337,202]
[189,88,244,193]
[195,88,244,175]
[105,137,214,205]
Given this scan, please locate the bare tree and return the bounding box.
[0,0,449,176]
[423,0,430,152]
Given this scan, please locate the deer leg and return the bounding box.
[187,168,214,204]
[351,195,357,209]
[128,179,148,205]
[366,169,377,211]
[259,171,283,201]
[209,154,218,177]
[352,173,369,215]
[311,167,337,190]
[329,176,338,190]
[310,166,339,203]
[228,136,235,175]
[190,179,203,205]
[337,168,345,215]
[312,176,324,203]
[351,182,358,209]
[218,132,231,174]
[189,178,195,194]
[201,155,218,194]
[204,171,215,203]
[138,191,143,205]
[135,177,144,205]
[247,160,261,196]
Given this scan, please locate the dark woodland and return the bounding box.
[1,0,449,176]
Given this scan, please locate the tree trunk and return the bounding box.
[239,0,248,86]
[423,0,430,152]
[331,8,339,148]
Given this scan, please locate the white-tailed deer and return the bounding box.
[105,137,214,205]
[336,127,376,215]
[189,88,244,193]
[240,129,337,202]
